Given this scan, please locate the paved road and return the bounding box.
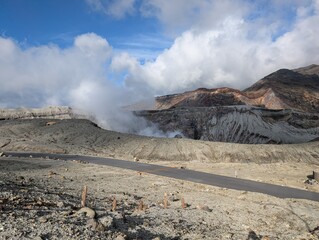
[2,151,319,202]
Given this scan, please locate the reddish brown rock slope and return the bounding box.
[155,64,319,113]
[243,65,319,113]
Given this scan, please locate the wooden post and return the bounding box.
[181,197,186,209]
[81,185,88,207]
[163,193,168,208]
[112,197,117,211]
[138,200,144,211]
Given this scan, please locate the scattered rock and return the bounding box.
[56,201,64,208]
[99,216,114,228]
[152,181,167,186]
[196,204,212,212]
[48,171,57,176]
[174,134,183,138]
[72,160,88,164]
[0,152,4,157]
[38,217,47,223]
[17,176,25,181]
[115,233,127,240]
[33,237,43,240]
[304,178,318,185]
[87,218,98,229]
[75,207,96,218]
[46,121,57,126]
[247,230,261,240]
[95,222,106,232]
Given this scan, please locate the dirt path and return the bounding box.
[3,152,319,202]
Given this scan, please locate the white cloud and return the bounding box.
[141,1,301,32]
[140,0,250,35]
[112,34,173,61]
[120,20,261,93]
[0,33,122,121]
[74,33,111,58]
[86,0,135,19]
[114,0,319,94]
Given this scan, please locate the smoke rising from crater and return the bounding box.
[0,33,177,136]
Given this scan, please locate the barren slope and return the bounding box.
[155,88,245,110]
[0,119,318,239]
[244,66,319,113]
[0,119,318,163]
[138,106,319,144]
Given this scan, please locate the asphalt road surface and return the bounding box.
[2,151,319,202]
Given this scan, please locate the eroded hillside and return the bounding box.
[0,119,318,163]
[138,65,319,144]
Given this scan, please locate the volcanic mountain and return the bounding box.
[243,64,319,113]
[137,64,319,144]
[155,64,319,112]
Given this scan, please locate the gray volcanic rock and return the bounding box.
[137,64,319,144]
[1,118,319,163]
[0,106,83,120]
[137,106,319,144]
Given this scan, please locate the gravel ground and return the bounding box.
[0,119,319,239]
[0,157,319,240]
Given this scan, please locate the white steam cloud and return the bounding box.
[0,33,177,136]
[1,0,319,136]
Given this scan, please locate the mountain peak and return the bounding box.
[293,64,319,76]
[154,64,319,113]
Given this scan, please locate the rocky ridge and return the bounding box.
[0,106,75,120]
[244,65,319,113]
[138,65,319,144]
[155,64,319,113]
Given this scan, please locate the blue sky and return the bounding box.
[1,0,316,61]
[1,0,309,61]
[0,0,319,131]
[0,0,172,60]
